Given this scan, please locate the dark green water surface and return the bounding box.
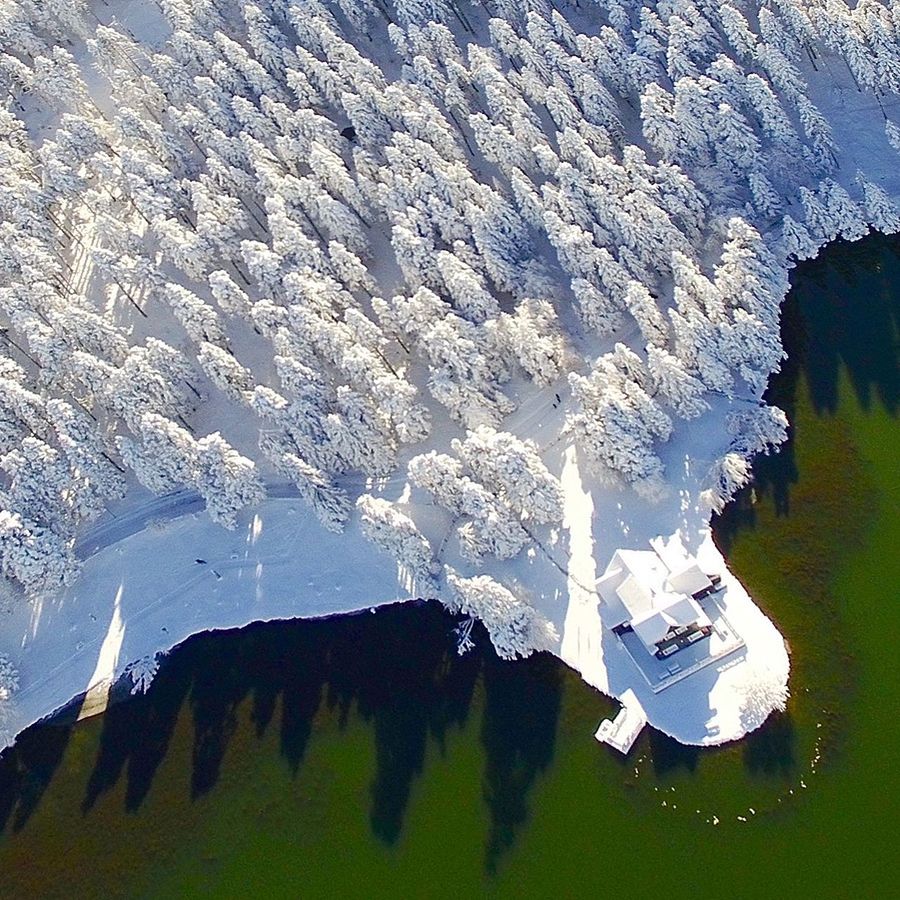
[0,235,897,898]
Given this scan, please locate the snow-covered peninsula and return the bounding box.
[1,0,898,752]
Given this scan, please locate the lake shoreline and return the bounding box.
[8,226,900,758]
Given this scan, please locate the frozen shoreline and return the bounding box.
[0,422,788,754]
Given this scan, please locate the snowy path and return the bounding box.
[74,480,302,560]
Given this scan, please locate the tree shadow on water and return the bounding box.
[323,603,481,845]
[95,604,482,842]
[71,605,480,826]
[481,646,562,874]
[79,620,332,810]
[0,721,71,833]
[647,728,700,777]
[793,235,899,418]
[188,640,250,799]
[79,626,261,811]
[717,233,900,539]
[239,624,333,775]
[742,711,797,778]
[6,602,562,859]
[268,636,327,776]
[81,662,192,813]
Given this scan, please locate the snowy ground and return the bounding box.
[0,495,410,748]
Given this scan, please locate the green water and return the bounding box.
[0,234,897,899]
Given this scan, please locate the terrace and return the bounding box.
[618,589,745,694]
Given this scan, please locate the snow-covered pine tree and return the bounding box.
[197,342,254,401]
[780,214,819,262]
[456,479,529,562]
[571,277,623,336]
[453,426,564,524]
[260,433,351,533]
[444,566,555,660]
[726,404,789,458]
[46,398,126,514]
[1,437,76,536]
[159,284,227,347]
[700,451,752,513]
[568,355,673,497]
[408,450,466,515]
[117,413,198,494]
[195,432,265,529]
[0,509,78,596]
[356,494,437,589]
[624,280,669,346]
[858,177,900,234]
[209,269,252,319]
[324,387,397,476]
[435,250,500,323]
[494,298,565,387]
[0,653,18,703]
[646,343,709,420]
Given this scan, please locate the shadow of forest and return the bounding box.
[0,602,562,872]
[716,232,899,548]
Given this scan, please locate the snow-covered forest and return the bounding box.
[0,0,898,740]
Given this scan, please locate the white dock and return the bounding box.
[594,689,647,754]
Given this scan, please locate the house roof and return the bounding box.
[666,562,712,597]
[631,595,710,648]
[596,541,715,648]
[616,549,669,588]
[616,574,654,618]
[631,610,675,648]
[595,555,662,624]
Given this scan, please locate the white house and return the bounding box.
[596,537,716,657]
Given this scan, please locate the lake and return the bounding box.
[0,234,897,898]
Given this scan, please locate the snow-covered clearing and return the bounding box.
[2,0,898,753]
[1,497,411,746]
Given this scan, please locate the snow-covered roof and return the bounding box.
[631,612,671,648]
[612,549,669,604]
[616,574,654,618]
[616,548,670,591]
[595,567,630,625]
[666,562,712,597]
[631,595,710,649]
[597,541,714,647]
[597,548,671,620]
